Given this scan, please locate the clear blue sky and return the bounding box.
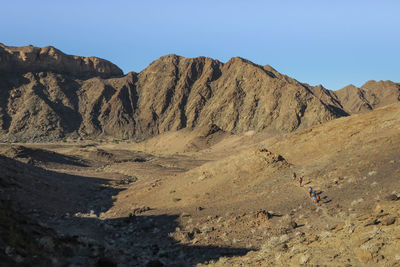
[2,0,399,90]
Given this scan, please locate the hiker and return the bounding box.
[292,172,297,180]
[316,195,321,204]
[312,191,317,198]
[312,195,317,203]
[308,186,313,197]
[299,176,303,187]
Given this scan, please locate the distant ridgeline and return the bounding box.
[0,43,399,142]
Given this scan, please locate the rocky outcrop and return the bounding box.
[206,200,400,267]
[0,43,123,78]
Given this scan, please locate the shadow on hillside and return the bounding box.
[0,155,251,266]
[1,145,88,167]
[0,154,119,216]
[71,214,251,266]
[0,72,84,135]
[327,104,350,117]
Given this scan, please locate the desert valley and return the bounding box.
[0,43,399,266]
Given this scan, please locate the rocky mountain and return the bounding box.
[0,43,123,78]
[0,44,398,142]
[133,55,345,137]
[334,80,400,114]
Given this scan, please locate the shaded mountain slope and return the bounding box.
[0,71,138,141]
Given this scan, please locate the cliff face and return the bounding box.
[0,43,123,78]
[0,44,398,142]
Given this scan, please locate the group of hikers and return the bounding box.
[292,172,321,204]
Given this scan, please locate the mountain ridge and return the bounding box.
[0,43,123,78]
[0,44,398,142]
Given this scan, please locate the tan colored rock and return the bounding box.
[334,80,400,114]
[0,43,123,78]
[354,248,373,263]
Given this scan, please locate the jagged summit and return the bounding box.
[0,43,123,78]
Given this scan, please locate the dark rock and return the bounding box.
[191,227,201,234]
[151,244,159,256]
[255,210,272,221]
[289,221,298,229]
[381,216,396,226]
[188,227,201,239]
[384,194,399,201]
[62,246,74,257]
[132,206,151,215]
[277,243,288,251]
[96,257,117,267]
[364,218,380,226]
[133,157,147,163]
[146,259,164,267]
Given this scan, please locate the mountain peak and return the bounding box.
[361,80,397,88]
[158,54,182,60]
[226,56,259,66]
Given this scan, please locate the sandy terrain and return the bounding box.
[1,103,400,266]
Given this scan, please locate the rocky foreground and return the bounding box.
[200,199,400,266]
[0,103,399,266]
